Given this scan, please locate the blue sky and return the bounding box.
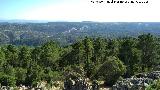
[0,0,160,21]
[0,0,63,19]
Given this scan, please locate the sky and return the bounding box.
[0,0,160,22]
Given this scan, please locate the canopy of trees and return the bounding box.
[0,34,159,86]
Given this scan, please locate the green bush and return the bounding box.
[96,56,126,85]
[0,74,16,86]
[146,79,160,90]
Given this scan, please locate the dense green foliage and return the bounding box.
[96,56,126,85]
[0,34,159,86]
[146,80,160,90]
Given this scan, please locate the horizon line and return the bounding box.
[0,19,160,23]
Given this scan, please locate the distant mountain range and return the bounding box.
[0,20,51,23]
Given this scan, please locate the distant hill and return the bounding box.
[0,20,49,23]
[0,22,160,46]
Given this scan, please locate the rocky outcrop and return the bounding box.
[64,78,99,90]
[112,71,160,90]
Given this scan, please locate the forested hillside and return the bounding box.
[0,22,160,46]
[0,33,160,89]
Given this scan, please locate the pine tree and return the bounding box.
[40,41,60,69]
[18,46,31,68]
[93,38,106,64]
[138,34,158,71]
[0,47,5,67]
[5,45,18,67]
[83,37,94,77]
[119,38,141,77]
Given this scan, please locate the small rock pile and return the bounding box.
[112,77,152,90]
[64,78,99,90]
[64,78,89,90]
[147,71,160,80]
[112,71,160,90]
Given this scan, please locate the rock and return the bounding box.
[1,86,7,90]
[64,78,94,90]
[112,71,160,90]
[147,71,160,80]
